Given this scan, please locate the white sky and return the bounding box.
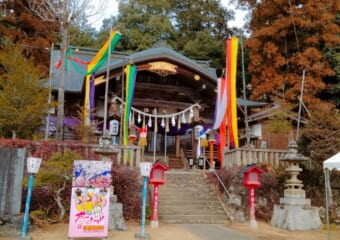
[90,0,246,30]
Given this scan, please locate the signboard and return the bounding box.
[68,160,112,238]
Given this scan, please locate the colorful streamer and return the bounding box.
[123,64,137,146]
[84,31,122,125]
[212,37,239,164]
[226,37,239,148]
[55,49,91,70]
[213,77,228,130]
[219,78,228,161]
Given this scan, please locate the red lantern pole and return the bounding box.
[150,184,159,228]
[249,187,256,228]
[207,131,216,169]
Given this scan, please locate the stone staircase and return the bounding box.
[158,170,228,224]
[168,155,186,169]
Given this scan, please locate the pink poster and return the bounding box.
[68,160,112,238]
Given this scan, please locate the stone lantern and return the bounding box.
[270,141,322,231]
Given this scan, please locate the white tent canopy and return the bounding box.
[323,152,340,240]
[323,152,340,170]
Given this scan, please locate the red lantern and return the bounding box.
[208,132,216,144]
[128,125,138,144]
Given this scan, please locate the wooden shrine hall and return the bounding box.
[49,41,266,168]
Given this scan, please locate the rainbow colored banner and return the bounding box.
[212,37,239,163]
[226,37,239,148]
[122,64,137,146]
[84,31,121,125]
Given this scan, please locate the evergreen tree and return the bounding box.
[115,0,235,72]
[299,101,340,169]
[116,0,176,51]
[0,40,52,139]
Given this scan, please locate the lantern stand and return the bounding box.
[109,119,120,145]
[207,130,216,170]
[200,133,208,173]
[149,162,169,228]
[135,162,152,240]
[242,164,264,229]
[194,125,203,169]
[22,157,42,239]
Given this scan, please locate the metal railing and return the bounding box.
[204,161,238,222]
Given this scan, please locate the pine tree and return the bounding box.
[0,40,52,139]
[299,101,340,168]
[116,0,176,51]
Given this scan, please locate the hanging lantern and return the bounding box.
[171,115,176,127]
[161,118,165,128]
[181,112,186,123]
[109,119,119,136]
[148,116,152,127]
[128,125,138,145]
[137,112,142,123]
[138,127,148,147]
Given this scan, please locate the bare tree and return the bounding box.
[24,0,108,140]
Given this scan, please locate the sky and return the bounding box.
[90,0,247,30]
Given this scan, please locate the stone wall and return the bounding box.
[0,148,26,217]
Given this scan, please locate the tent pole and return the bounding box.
[325,169,330,240]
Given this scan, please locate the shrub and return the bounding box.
[111,163,142,220]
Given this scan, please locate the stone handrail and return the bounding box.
[92,144,142,168]
[114,145,142,167]
[223,148,288,168]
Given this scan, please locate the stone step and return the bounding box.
[159,208,226,216]
[159,194,220,201]
[159,214,227,224]
[159,187,215,194]
[168,158,185,169]
[157,169,229,224]
[159,199,222,209]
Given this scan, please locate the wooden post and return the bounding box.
[175,135,180,158]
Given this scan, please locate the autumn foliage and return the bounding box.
[242,0,340,110]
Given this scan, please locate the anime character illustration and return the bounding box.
[84,185,96,215]
[75,188,85,212]
[96,187,108,208]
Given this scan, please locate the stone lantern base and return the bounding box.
[271,141,322,231]
[271,192,322,231]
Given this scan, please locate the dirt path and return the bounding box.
[1,221,339,240]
